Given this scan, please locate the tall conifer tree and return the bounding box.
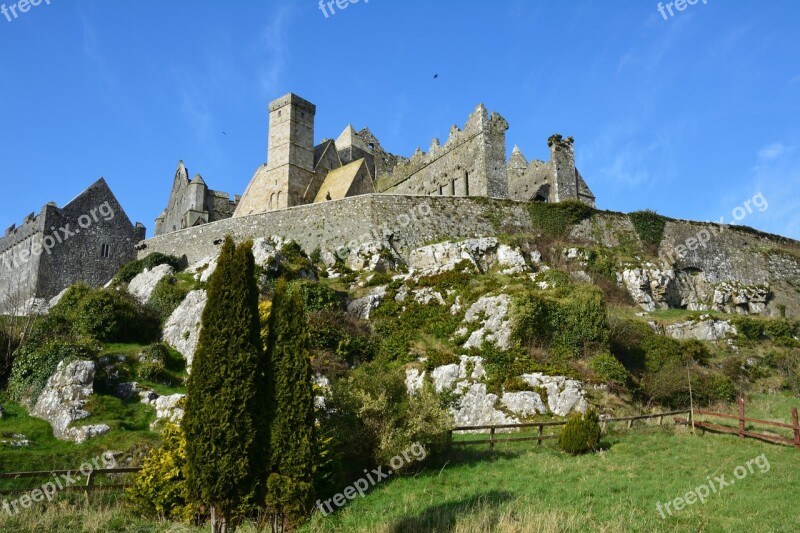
[265,280,316,531]
[184,237,268,533]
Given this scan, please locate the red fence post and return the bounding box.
[792,407,799,449]
[738,398,746,439]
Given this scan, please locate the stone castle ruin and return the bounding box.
[0,178,145,308]
[154,161,239,237]
[164,93,595,225]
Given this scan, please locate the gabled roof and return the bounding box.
[313,159,372,203]
[335,124,369,152]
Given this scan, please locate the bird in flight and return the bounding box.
[433,74,438,79]
[222,131,227,135]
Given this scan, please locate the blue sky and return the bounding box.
[1,0,798,239]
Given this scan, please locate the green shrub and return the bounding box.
[148,276,190,322]
[138,360,168,383]
[322,364,450,472]
[628,210,667,250]
[417,268,473,291]
[511,285,610,359]
[528,200,596,238]
[589,353,631,386]
[72,289,160,343]
[8,339,100,403]
[732,317,765,341]
[307,311,377,366]
[558,409,601,455]
[422,350,459,371]
[139,343,170,366]
[642,364,735,408]
[126,423,193,521]
[291,281,342,312]
[116,253,183,284]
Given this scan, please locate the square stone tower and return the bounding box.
[234,93,317,216]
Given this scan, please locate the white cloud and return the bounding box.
[758,142,787,161]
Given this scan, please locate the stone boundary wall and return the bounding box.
[138,194,533,265]
[138,194,800,299]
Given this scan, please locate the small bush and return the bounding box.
[8,339,100,403]
[138,360,168,383]
[558,409,601,455]
[126,423,193,521]
[73,289,160,343]
[116,253,183,284]
[628,210,667,251]
[589,353,631,386]
[148,276,190,322]
[139,343,170,366]
[512,285,610,359]
[642,364,735,408]
[291,281,342,312]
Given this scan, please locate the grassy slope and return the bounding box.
[1,424,797,532]
[301,426,799,532]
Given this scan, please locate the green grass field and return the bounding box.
[0,421,797,532]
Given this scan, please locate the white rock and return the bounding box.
[452,383,519,430]
[188,255,218,283]
[252,238,281,272]
[497,245,528,274]
[458,294,513,350]
[150,394,185,429]
[664,318,737,342]
[413,287,445,305]
[347,286,385,320]
[128,264,174,304]
[501,391,547,417]
[521,373,588,416]
[344,241,400,272]
[31,360,110,443]
[405,368,426,394]
[162,290,207,369]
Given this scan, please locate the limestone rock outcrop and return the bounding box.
[31,360,110,443]
[128,264,175,304]
[455,294,513,350]
[162,290,207,369]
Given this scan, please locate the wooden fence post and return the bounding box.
[489,427,495,452]
[85,470,94,505]
[738,398,746,439]
[537,424,543,446]
[792,407,799,449]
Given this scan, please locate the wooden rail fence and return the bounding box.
[674,397,800,449]
[0,468,141,496]
[448,409,691,451]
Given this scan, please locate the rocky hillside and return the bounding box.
[2,201,799,453]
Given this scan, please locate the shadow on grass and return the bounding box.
[388,490,514,533]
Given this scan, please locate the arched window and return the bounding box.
[269,193,275,211]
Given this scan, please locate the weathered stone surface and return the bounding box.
[413,287,446,305]
[501,391,547,417]
[405,367,425,394]
[187,255,218,283]
[152,394,185,426]
[456,294,512,350]
[660,317,737,341]
[346,287,386,320]
[620,264,676,312]
[521,373,588,416]
[497,244,528,274]
[453,383,519,429]
[31,360,110,443]
[345,241,400,272]
[48,287,70,309]
[162,290,207,368]
[128,264,174,304]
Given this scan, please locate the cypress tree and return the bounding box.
[265,280,316,531]
[183,237,268,533]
